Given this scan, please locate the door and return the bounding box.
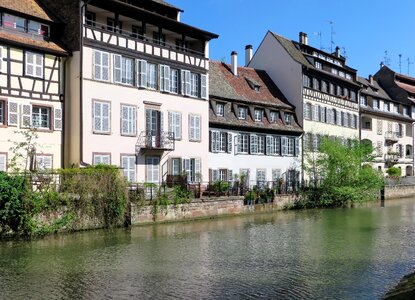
[146,156,160,199]
[146,109,162,147]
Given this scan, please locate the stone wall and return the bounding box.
[384,185,415,199]
[131,194,298,225]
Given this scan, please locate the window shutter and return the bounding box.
[336,111,342,126]
[129,156,136,182]
[0,154,5,171]
[102,102,110,132]
[209,130,212,152]
[266,135,272,155]
[102,52,109,81]
[145,109,151,132]
[54,108,63,131]
[113,54,122,83]
[176,113,181,139]
[195,115,200,141]
[21,104,32,128]
[201,74,207,99]
[295,138,300,156]
[185,70,191,96]
[281,137,288,156]
[93,102,101,132]
[93,50,101,80]
[121,105,128,135]
[236,134,241,154]
[44,156,52,169]
[168,111,173,135]
[138,59,147,87]
[35,54,43,78]
[132,106,137,135]
[195,158,201,181]
[181,70,186,95]
[227,170,233,182]
[189,115,195,140]
[160,65,170,92]
[160,111,164,133]
[26,52,34,76]
[212,169,219,181]
[8,102,18,126]
[227,132,232,153]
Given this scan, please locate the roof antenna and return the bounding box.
[341,47,347,60]
[407,58,414,75]
[313,31,323,50]
[399,54,402,73]
[328,21,335,52]
[383,51,391,67]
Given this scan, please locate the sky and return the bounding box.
[169,0,415,78]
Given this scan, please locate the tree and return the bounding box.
[302,137,384,207]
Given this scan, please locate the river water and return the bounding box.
[1,199,415,299]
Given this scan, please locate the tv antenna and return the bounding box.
[341,47,347,60]
[313,31,323,50]
[328,21,335,52]
[407,58,414,75]
[399,54,402,73]
[383,51,391,67]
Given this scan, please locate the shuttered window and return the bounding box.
[201,74,207,99]
[0,154,6,171]
[147,63,157,89]
[113,55,134,85]
[182,157,201,182]
[121,155,136,182]
[121,105,136,136]
[181,70,191,96]
[0,46,3,73]
[54,108,63,131]
[137,59,147,87]
[93,101,110,133]
[8,102,18,126]
[93,50,109,81]
[32,106,51,129]
[160,65,171,92]
[189,114,201,141]
[25,51,43,78]
[0,100,5,125]
[170,68,179,93]
[168,111,182,140]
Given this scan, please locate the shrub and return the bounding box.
[386,167,402,178]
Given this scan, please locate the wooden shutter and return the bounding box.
[137,59,147,87]
[102,102,110,132]
[8,102,18,126]
[160,65,170,92]
[0,154,6,171]
[93,50,101,80]
[93,102,101,132]
[281,137,288,156]
[121,105,129,135]
[54,108,63,131]
[21,104,32,128]
[35,54,43,78]
[266,135,273,155]
[295,138,300,156]
[227,132,232,153]
[201,74,207,99]
[102,52,109,81]
[25,52,34,76]
[113,54,122,83]
[195,158,201,181]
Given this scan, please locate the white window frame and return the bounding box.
[0,153,7,171]
[32,106,51,129]
[189,114,201,141]
[168,111,182,140]
[35,154,53,171]
[216,103,224,117]
[93,101,111,133]
[147,63,157,89]
[237,133,249,154]
[270,111,278,123]
[93,50,109,81]
[93,154,111,165]
[285,113,292,125]
[25,51,43,78]
[170,68,179,94]
[121,104,136,136]
[190,72,199,97]
[238,107,247,119]
[254,109,262,122]
[121,155,136,182]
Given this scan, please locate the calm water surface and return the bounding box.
[1,199,415,299]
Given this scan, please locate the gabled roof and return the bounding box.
[1,0,55,22]
[209,61,293,109]
[269,32,313,68]
[357,76,391,101]
[150,0,182,11]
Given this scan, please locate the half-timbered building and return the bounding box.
[0,0,68,171]
[209,54,303,189]
[41,0,218,184]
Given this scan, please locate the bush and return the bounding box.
[386,167,402,178]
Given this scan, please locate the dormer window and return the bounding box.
[393,104,399,114]
[285,113,292,125]
[383,101,390,112]
[28,21,49,36]
[216,103,224,117]
[270,111,278,123]
[315,61,322,69]
[1,13,49,37]
[245,77,261,92]
[373,99,380,109]
[238,106,247,119]
[360,95,367,106]
[254,109,263,122]
[3,14,26,32]
[403,106,409,116]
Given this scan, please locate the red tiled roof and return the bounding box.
[0,31,68,55]
[209,61,293,109]
[1,0,54,22]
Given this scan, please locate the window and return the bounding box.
[175,39,188,51]
[373,99,380,109]
[182,158,201,183]
[266,136,281,155]
[360,95,367,106]
[170,68,179,93]
[168,111,182,140]
[0,154,6,171]
[377,120,383,135]
[393,104,399,114]
[383,101,390,112]
[329,83,335,95]
[343,88,349,98]
[350,91,356,101]
[153,32,166,46]
[256,169,266,186]
[287,138,295,156]
[107,18,122,33]
[346,73,352,80]
[339,71,345,78]
[336,110,342,126]
[113,55,134,85]
[181,70,191,96]
[0,100,4,125]
[250,134,264,154]
[121,105,136,136]
[93,154,110,165]
[147,63,157,89]
[160,65,171,92]
[315,61,322,69]
[320,107,326,123]
[270,111,278,123]
[85,11,96,26]
[210,131,228,153]
[189,114,201,141]
[312,78,320,90]
[28,20,49,36]
[237,134,249,153]
[331,68,338,75]
[304,103,311,120]
[321,81,328,93]
[171,158,181,176]
[336,85,342,96]
[303,75,311,87]
[131,25,143,39]
[254,109,263,121]
[3,14,26,32]
[32,106,51,129]
[238,106,247,119]
[0,46,3,72]
[312,105,319,121]
[272,169,281,181]
[285,113,292,125]
[257,135,265,154]
[35,155,52,171]
[93,50,109,81]
[121,155,136,182]
[190,73,199,97]
[25,52,43,78]
[403,106,409,116]
[93,101,110,133]
[216,103,224,117]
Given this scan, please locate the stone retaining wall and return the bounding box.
[384,185,415,199]
[131,194,298,225]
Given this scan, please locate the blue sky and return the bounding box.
[170,0,415,78]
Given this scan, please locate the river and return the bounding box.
[1,198,415,299]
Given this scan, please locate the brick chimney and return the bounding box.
[369,75,373,85]
[245,45,253,67]
[299,32,308,45]
[231,51,238,76]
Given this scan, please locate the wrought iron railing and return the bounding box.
[136,131,175,152]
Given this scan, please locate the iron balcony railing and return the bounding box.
[136,131,175,152]
[385,131,401,142]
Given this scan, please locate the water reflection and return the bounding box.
[1,199,415,299]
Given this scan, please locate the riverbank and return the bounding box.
[384,272,415,299]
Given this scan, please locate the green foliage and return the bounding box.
[212,181,229,193]
[8,129,39,173]
[300,137,384,208]
[386,167,402,178]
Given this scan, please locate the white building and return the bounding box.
[209,52,303,190]
[0,0,68,171]
[42,0,218,184]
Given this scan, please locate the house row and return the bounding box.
[1,0,414,187]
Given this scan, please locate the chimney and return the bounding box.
[299,32,308,45]
[245,45,253,66]
[380,62,385,69]
[335,46,340,58]
[231,51,238,76]
[369,75,373,85]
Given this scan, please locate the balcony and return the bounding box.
[83,22,209,70]
[385,131,401,144]
[384,152,400,167]
[136,131,175,153]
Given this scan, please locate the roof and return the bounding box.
[357,76,391,100]
[0,31,68,56]
[1,0,54,22]
[209,61,293,109]
[150,0,182,11]
[269,32,313,68]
